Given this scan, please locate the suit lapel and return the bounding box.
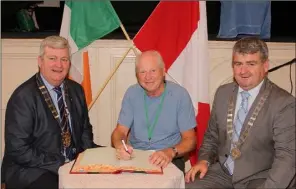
[239,78,271,142]
[226,83,239,150]
[35,72,61,127]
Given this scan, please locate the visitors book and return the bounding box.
[70,147,163,174]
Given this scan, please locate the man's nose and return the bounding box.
[145,71,153,79]
[55,60,63,67]
[240,65,248,74]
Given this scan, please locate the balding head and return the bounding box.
[135,50,165,72]
[135,50,166,97]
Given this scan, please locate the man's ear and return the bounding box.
[37,56,42,68]
[264,59,269,73]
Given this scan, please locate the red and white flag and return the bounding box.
[133,1,210,166]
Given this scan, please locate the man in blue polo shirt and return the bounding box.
[111,50,196,172]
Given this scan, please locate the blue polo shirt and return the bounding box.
[118,81,196,150]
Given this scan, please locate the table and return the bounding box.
[59,161,185,188]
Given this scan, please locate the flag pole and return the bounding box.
[88,46,133,110]
[88,23,138,110]
[120,23,139,56]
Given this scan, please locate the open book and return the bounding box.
[70,147,163,174]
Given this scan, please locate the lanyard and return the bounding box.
[144,86,166,141]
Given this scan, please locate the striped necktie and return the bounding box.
[53,86,72,160]
[224,90,250,175]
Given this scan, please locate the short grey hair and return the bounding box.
[135,50,165,72]
[233,36,269,62]
[39,36,71,58]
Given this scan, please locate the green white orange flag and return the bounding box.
[60,0,121,106]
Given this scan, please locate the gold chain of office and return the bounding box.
[35,73,71,148]
[226,82,272,159]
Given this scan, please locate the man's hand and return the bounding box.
[116,144,133,160]
[185,160,209,183]
[149,148,174,169]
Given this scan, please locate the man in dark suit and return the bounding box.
[185,37,295,188]
[1,36,100,189]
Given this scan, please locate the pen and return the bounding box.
[121,139,130,154]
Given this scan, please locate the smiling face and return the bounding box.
[136,51,166,96]
[38,46,70,87]
[232,52,269,91]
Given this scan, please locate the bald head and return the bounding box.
[135,50,165,72]
[135,50,166,97]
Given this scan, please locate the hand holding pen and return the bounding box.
[116,140,133,160]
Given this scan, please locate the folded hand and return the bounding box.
[149,149,173,169]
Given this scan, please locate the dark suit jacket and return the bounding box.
[1,73,99,188]
[199,78,295,188]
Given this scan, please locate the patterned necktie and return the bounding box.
[224,90,250,175]
[53,86,72,160]
[233,91,250,141]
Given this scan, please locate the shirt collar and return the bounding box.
[40,73,64,91]
[238,79,265,98]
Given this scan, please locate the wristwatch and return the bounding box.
[172,147,178,157]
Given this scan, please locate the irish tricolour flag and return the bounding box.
[133,1,210,166]
[60,0,120,106]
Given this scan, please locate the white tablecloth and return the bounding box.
[59,161,185,188]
